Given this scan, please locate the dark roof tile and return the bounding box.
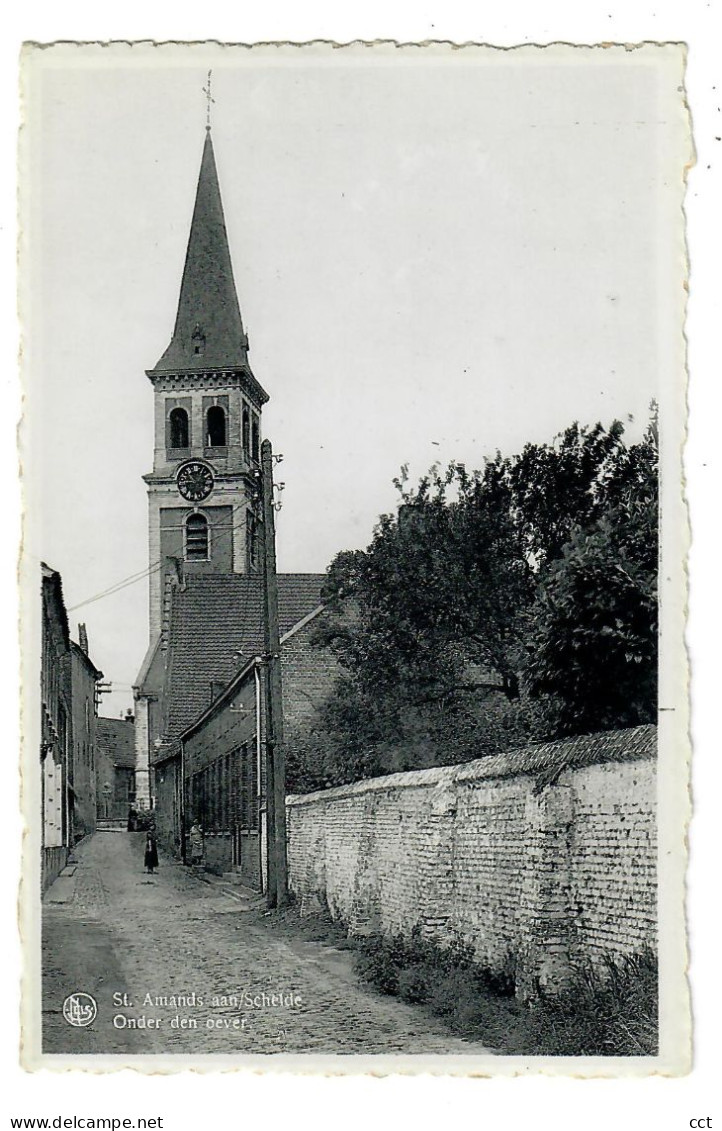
[161,573,325,741]
[96,717,136,769]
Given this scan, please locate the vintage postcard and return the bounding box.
[20,40,691,1073]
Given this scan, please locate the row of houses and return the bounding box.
[40,562,136,890]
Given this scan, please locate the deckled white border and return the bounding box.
[18,39,692,1077]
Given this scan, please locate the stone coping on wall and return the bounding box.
[286,723,656,808]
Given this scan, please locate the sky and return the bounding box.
[22,43,688,716]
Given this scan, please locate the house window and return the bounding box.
[206,405,226,447]
[222,754,231,829]
[193,773,203,826]
[198,771,208,828]
[240,743,257,831]
[212,761,220,828]
[185,513,209,561]
[208,763,215,828]
[169,407,189,449]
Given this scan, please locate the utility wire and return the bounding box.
[67,503,262,613]
[67,561,163,612]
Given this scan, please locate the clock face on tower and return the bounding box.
[177,461,214,502]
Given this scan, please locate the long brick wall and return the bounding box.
[286,725,657,997]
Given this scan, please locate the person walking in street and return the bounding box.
[144,824,159,874]
[189,820,203,867]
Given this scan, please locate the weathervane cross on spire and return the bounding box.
[202,70,215,130]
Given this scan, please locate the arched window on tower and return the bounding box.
[251,414,260,464]
[169,407,189,449]
[206,405,226,448]
[242,406,250,462]
[185,513,209,561]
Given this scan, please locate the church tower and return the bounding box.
[133,127,268,809]
[144,128,269,639]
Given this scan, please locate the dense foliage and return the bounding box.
[286,413,658,792]
[353,929,657,1056]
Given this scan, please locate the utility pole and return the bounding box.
[260,439,288,908]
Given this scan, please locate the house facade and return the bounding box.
[65,626,103,841]
[167,603,338,889]
[96,715,136,823]
[41,564,72,891]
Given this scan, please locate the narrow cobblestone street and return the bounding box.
[42,832,487,1057]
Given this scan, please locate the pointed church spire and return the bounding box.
[151,131,249,374]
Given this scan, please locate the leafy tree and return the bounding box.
[302,412,658,787]
[319,459,534,706]
[509,419,629,565]
[526,415,658,734]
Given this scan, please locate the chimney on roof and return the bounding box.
[78,623,89,655]
[166,556,185,591]
[161,556,186,654]
[209,680,226,705]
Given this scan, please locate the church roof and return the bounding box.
[149,130,254,377]
[160,573,326,745]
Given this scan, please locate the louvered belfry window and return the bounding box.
[185,513,209,561]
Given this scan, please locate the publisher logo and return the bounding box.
[62,992,97,1028]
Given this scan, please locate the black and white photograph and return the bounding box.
[20,41,690,1072]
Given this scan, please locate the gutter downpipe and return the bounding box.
[179,738,187,864]
[254,660,264,893]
